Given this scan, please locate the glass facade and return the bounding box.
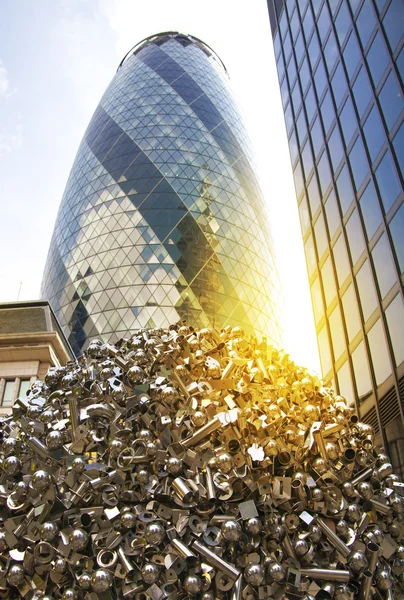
[268,0,404,471]
[42,33,282,355]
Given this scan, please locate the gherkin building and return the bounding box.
[41,32,283,355]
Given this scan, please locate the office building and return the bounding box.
[41,32,282,356]
[267,0,404,471]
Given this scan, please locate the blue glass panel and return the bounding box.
[372,233,398,297]
[280,9,288,40]
[284,30,293,61]
[329,126,345,171]
[383,0,404,52]
[356,259,379,321]
[335,2,351,45]
[375,150,402,212]
[353,67,372,118]
[314,211,328,257]
[393,122,404,176]
[312,0,322,16]
[346,208,366,263]
[375,0,387,12]
[356,2,377,48]
[318,3,332,43]
[343,31,361,80]
[290,7,300,40]
[318,152,333,195]
[398,47,404,82]
[331,63,347,108]
[349,137,369,191]
[349,0,361,14]
[333,234,351,287]
[321,90,335,133]
[292,82,302,114]
[302,140,315,177]
[379,71,404,131]
[360,181,383,239]
[285,103,294,134]
[277,54,286,82]
[305,85,317,124]
[288,55,297,86]
[294,161,305,198]
[325,189,341,237]
[314,61,327,99]
[340,98,358,147]
[367,33,390,87]
[289,130,299,164]
[311,116,324,155]
[363,106,386,163]
[308,175,322,215]
[308,32,321,69]
[303,5,315,40]
[297,109,308,143]
[324,32,339,73]
[336,164,355,213]
[295,32,305,65]
[274,31,281,59]
[300,57,311,93]
[390,204,404,272]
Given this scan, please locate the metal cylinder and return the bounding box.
[282,533,296,560]
[117,546,135,574]
[205,466,216,502]
[171,477,194,503]
[316,518,350,558]
[192,539,240,580]
[171,538,198,566]
[230,575,243,600]
[299,569,350,582]
[358,570,372,600]
[313,428,328,461]
[351,468,373,487]
[182,417,222,448]
[366,542,380,574]
[68,395,80,439]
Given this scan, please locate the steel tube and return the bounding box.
[182,417,221,448]
[171,538,198,566]
[316,518,350,558]
[192,539,240,580]
[299,569,350,582]
[358,570,373,600]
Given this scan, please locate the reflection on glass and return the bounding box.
[298,195,311,234]
[318,3,331,43]
[352,341,372,402]
[335,2,351,45]
[293,161,305,198]
[302,140,314,177]
[333,234,350,287]
[2,381,14,407]
[324,31,339,73]
[287,55,297,87]
[383,0,404,52]
[300,57,311,93]
[378,71,404,131]
[356,259,379,321]
[331,63,347,108]
[368,319,392,385]
[356,1,377,48]
[346,209,366,264]
[329,304,345,360]
[329,126,344,171]
[19,380,31,398]
[318,324,332,375]
[343,31,361,80]
[367,33,389,86]
[336,164,355,214]
[308,32,321,68]
[349,137,369,191]
[325,190,340,238]
[314,61,327,99]
[311,116,324,155]
[297,109,308,142]
[318,152,333,196]
[386,294,404,367]
[305,233,317,275]
[372,233,398,298]
[305,86,317,125]
[289,130,299,164]
[360,181,383,240]
[303,5,314,40]
[353,67,372,118]
[311,276,324,324]
[339,97,357,147]
[308,175,321,215]
[364,106,386,163]
[337,361,355,406]
[321,255,337,305]
[393,122,404,175]
[321,91,335,133]
[390,204,404,273]
[375,151,401,213]
[342,284,361,342]
[285,103,294,134]
[314,211,328,258]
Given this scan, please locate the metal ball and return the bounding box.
[127,366,146,385]
[311,487,324,501]
[336,520,349,537]
[72,457,86,473]
[396,545,404,559]
[141,562,160,584]
[245,518,262,535]
[46,430,64,451]
[14,480,27,498]
[325,442,338,461]
[304,404,318,420]
[334,584,351,600]
[0,530,8,552]
[268,561,285,582]
[348,550,368,574]
[109,439,124,457]
[41,409,54,424]
[346,504,362,524]
[221,520,242,542]
[31,469,51,492]
[121,511,136,529]
[166,457,182,475]
[200,593,215,600]
[7,563,24,586]
[137,468,149,483]
[27,405,42,419]
[308,524,322,543]
[92,568,112,593]
[375,569,392,590]
[62,589,79,600]
[161,386,178,404]
[342,482,357,499]
[191,410,207,427]
[54,557,67,573]
[2,437,18,456]
[3,456,22,476]
[244,564,265,586]
[145,522,165,544]
[78,571,92,590]
[264,439,278,457]
[183,574,203,594]
[356,449,368,466]
[216,453,233,474]
[312,457,327,474]
[69,528,89,551]
[146,441,157,456]
[138,429,153,441]
[357,482,373,500]
[40,521,59,541]
[295,539,309,557]
[378,462,393,479]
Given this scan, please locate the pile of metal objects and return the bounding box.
[0,324,403,600]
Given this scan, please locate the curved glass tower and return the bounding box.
[42,32,282,355]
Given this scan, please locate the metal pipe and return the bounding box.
[366,542,380,574]
[316,518,350,558]
[205,466,216,502]
[172,477,193,503]
[182,417,221,448]
[230,575,243,600]
[358,570,373,600]
[171,538,198,566]
[313,428,328,461]
[351,468,373,487]
[117,546,135,573]
[282,533,296,560]
[299,569,350,582]
[192,539,240,581]
[68,395,80,440]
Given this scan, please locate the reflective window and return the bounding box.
[329,126,345,171]
[349,137,369,191]
[356,1,377,48]
[343,31,362,80]
[318,152,333,195]
[314,61,327,99]
[379,71,404,131]
[398,46,404,82]
[293,161,305,198]
[339,98,357,147]
[342,284,361,341]
[295,32,305,65]
[364,106,386,163]
[280,10,288,40]
[284,30,293,62]
[318,324,333,375]
[311,276,324,323]
[383,0,404,52]
[352,341,373,401]
[277,53,286,82]
[372,232,397,297]
[314,211,328,258]
[335,2,351,46]
[302,140,315,178]
[308,32,321,68]
[308,175,322,215]
[353,67,372,118]
[19,380,31,398]
[299,195,311,234]
[311,116,324,155]
[285,103,294,134]
[305,233,317,275]
[274,32,281,59]
[325,189,341,238]
[356,259,379,321]
[303,5,315,41]
[360,181,383,240]
[375,0,387,12]
[386,294,404,367]
[305,85,317,124]
[2,381,14,407]
[393,122,404,175]
[297,109,308,142]
[289,130,299,164]
[312,0,323,16]
[337,361,355,406]
[375,150,401,213]
[336,164,355,214]
[367,33,390,87]
[390,203,404,273]
[322,255,337,305]
[321,91,335,133]
[368,319,392,385]
[318,3,332,43]
[331,63,347,108]
[281,79,290,108]
[324,32,339,73]
[346,208,366,264]
[333,234,351,287]
[300,57,311,93]
[292,81,303,114]
[330,304,346,360]
[290,7,300,40]
[287,56,297,87]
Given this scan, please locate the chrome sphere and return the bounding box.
[166,456,182,475]
[325,442,339,461]
[312,457,327,474]
[72,457,86,473]
[145,522,165,544]
[375,569,392,590]
[336,519,349,537]
[200,593,215,600]
[7,563,25,586]
[141,563,160,584]
[127,366,146,385]
[348,550,368,574]
[357,482,373,500]
[3,456,21,476]
[92,569,112,593]
[295,539,309,557]
[308,524,322,543]
[160,386,178,404]
[311,487,324,501]
[245,518,262,535]
[346,504,362,523]
[221,520,242,542]
[2,437,18,456]
[244,564,265,586]
[40,521,59,541]
[342,482,357,499]
[54,557,67,573]
[0,530,8,552]
[183,574,203,594]
[191,410,207,428]
[69,528,89,551]
[46,430,64,451]
[268,561,285,582]
[121,511,137,529]
[62,589,79,600]
[78,571,92,590]
[31,469,51,492]
[216,453,233,474]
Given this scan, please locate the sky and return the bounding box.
[0,0,321,373]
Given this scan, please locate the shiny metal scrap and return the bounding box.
[0,324,403,599]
